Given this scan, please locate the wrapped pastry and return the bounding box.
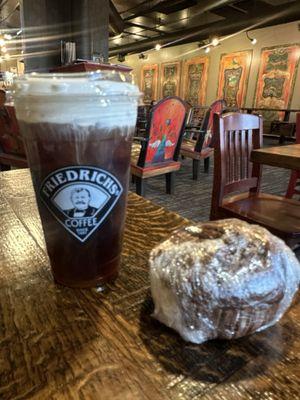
[149,219,300,344]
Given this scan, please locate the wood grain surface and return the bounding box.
[0,169,300,400]
[251,144,300,171]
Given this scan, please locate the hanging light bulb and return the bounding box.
[155,43,162,51]
[1,46,7,53]
[4,53,10,60]
[0,38,5,46]
[4,34,12,40]
[205,46,211,54]
[246,31,257,45]
[211,37,219,47]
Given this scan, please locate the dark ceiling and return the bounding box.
[109,0,300,56]
[0,0,299,57]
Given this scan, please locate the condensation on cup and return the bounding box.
[13,71,141,288]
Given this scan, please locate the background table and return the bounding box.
[1,169,300,400]
[251,144,300,171]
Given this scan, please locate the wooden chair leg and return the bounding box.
[0,164,10,171]
[136,177,146,197]
[204,157,210,173]
[286,171,300,198]
[192,159,200,180]
[131,174,136,184]
[166,172,175,194]
[279,134,285,145]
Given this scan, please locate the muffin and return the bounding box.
[149,219,300,344]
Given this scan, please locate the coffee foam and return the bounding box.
[13,73,141,128]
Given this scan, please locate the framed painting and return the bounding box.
[254,44,300,120]
[217,50,253,108]
[181,56,209,106]
[160,61,181,98]
[140,64,159,104]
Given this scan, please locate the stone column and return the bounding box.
[71,0,109,61]
[20,0,109,72]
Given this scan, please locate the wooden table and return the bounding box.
[1,169,300,400]
[251,144,300,171]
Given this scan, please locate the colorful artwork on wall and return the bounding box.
[160,62,181,98]
[217,50,252,108]
[254,44,300,120]
[140,64,159,104]
[181,56,209,105]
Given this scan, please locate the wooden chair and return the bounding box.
[131,96,187,197]
[183,105,208,140]
[180,99,226,180]
[0,105,27,171]
[210,112,300,247]
[136,105,152,138]
[286,112,300,199]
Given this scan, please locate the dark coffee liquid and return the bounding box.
[20,121,134,287]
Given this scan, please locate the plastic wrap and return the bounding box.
[149,219,300,344]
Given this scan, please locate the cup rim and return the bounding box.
[15,69,134,83]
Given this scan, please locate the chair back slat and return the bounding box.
[138,96,187,167]
[211,112,263,215]
[240,129,246,180]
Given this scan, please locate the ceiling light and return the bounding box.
[1,46,7,53]
[4,34,12,40]
[211,37,219,47]
[205,46,211,54]
[246,31,257,45]
[0,39,5,46]
[4,53,10,60]
[17,29,22,36]
[155,43,162,51]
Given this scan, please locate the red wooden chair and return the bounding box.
[210,112,300,247]
[286,112,300,199]
[0,105,27,171]
[180,99,226,180]
[131,96,187,196]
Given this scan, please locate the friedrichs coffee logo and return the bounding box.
[40,166,123,243]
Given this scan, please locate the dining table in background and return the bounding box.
[251,144,300,171]
[0,169,300,399]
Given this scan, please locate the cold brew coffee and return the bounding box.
[13,72,140,287]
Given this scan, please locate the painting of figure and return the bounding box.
[160,62,181,98]
[217,51,253,108]
[145,98,186,165]
[254,44,300,120]
[140,64,158,104]
[181,56,209,105]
